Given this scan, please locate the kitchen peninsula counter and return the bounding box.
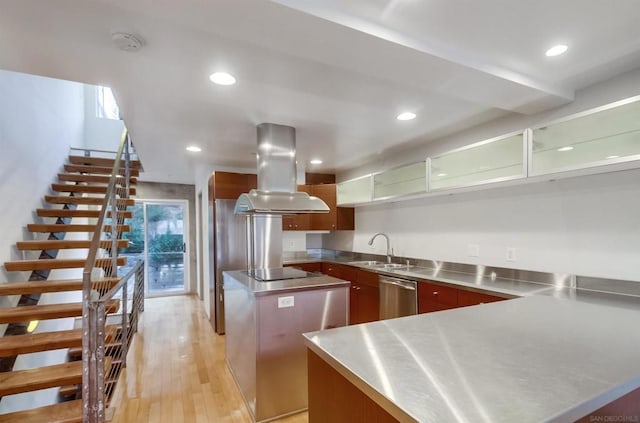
[303,295,640,422]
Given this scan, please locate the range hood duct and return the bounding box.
[235,123,329,214]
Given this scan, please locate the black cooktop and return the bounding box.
[250,267,315,282]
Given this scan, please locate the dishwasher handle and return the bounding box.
[379,276,417,291]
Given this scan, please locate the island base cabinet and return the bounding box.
[225,273,349,423]
[307,350,399,423]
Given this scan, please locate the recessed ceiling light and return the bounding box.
[310,159,323,165]
[545,44,568,57]
[606,155,620,159]
[397,112,416,121]
[209,72,236,85]
[186,146,202,152]
[557,146,574,152]
[437,173,447,177]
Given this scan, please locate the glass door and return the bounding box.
[122,200,188,296]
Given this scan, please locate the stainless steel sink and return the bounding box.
[375,263,415,270]
[347,260,385,266]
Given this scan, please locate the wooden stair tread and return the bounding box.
[0,399,82,423]
[64,164,140,177]
[16,239,129,251]
[0,325,118,357]
[58,173,137,185]
[51,183,136,196]
[0,300,119,324]
[68,155,142,169]
[4,256,126,272]
[0,357,112,397]
[0,278,119,296]
[36,208,133,219]
[27,224,130,233]
[44,196,135,206]
[0,329,83,357]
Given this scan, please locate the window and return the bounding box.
[96,86,120,119]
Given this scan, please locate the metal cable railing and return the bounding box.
[80,129,145,422]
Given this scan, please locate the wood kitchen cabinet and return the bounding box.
[320,263,378,325]
[283,183,355,231]
[210,171,257,199]
[418,281,459,313]
[418,280,505,313]
[284,262,322,273]
[351,269,379,325]
[310,184,354,231]
[307,350,397,423]
[282,185,312,230]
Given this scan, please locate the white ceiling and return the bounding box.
[1,0,639,184]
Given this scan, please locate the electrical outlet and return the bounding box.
[278,296,295,308]
[506,247,517,262]
[467,244,480,257]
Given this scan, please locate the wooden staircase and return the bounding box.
[0,152,141,421]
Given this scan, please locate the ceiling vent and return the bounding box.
[112,32,144,52]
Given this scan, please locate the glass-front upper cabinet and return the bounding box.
[373,161,427,200]
[531,97,640,175]
[336,175,372,206]
[430,132,526,190]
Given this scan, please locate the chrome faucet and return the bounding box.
[368,232,393,263]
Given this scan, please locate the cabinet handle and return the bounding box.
[433,291,439,295]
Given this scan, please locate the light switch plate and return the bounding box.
[278,296,295,308]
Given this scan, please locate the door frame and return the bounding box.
[134,199,190,297]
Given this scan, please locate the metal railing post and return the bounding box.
[85,301,106,422]
[82,270,91,423]
[121,280,128,368]
[124,135,131,199]
[110,190,118,277]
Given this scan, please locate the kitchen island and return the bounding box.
[304,295,640,422]
[224,269,349,423]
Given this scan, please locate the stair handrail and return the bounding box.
[81,128,134,423]
[81,129,128,277]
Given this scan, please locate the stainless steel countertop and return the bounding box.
[285,258,640,308]
[223,270,349,296]
[304,296,640,422]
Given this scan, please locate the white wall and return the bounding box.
[327,68,640,281]
[0,69,85,285]
[0,69,86,412]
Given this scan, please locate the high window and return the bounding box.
[96,86,120,119]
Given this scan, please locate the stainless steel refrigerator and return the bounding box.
[209,199,247,334]
[209,198,284,334]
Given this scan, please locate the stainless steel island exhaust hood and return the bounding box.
[234,123,329,214]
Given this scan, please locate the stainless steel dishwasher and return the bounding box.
[379,275,418,320]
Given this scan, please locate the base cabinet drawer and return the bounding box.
[418,282,458,314]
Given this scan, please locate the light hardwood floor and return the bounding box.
[109,295,308,423]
